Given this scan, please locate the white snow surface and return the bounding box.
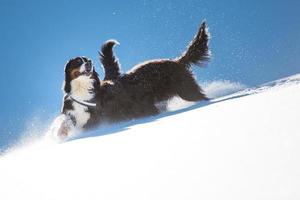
[1,74,300,200]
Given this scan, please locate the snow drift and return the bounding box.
[203,79,246,98]
[0,74,300,200]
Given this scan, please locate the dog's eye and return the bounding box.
[75,58,82,64]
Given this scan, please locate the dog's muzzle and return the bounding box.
[85,62,92,72]
[80,62,93,75]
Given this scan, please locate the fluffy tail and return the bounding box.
[99,40,121,80]
[177,21,210,67]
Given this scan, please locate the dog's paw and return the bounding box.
[47,114,73,141]
[57,121,70,139]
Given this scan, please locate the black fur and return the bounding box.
[177,22,210,66]
[63,21,210,130]
[99,40,121,80]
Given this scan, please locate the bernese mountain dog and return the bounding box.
[57,21,210,137]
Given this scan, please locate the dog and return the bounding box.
[57,21,210,137]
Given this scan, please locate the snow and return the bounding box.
[203,80,247,98]
[1,74,300,200]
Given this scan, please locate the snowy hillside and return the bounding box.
[1,74,300,200]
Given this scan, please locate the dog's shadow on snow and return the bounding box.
[67,91,251,142]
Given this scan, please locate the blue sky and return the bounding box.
[0,0,300,150]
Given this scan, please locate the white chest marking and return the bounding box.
[70,75,95,101]
[68,75,95,128]
[68,103,91,129]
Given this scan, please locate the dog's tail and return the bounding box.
[99,39,121,80]
[177,21,210,67]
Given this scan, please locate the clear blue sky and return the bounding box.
[1,0,300,150]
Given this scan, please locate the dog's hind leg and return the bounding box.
[145,104,160,116]
[136,102,160,117]
[177,74,208,102]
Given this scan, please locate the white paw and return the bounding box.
[47,115,75,141]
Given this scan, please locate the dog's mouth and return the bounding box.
[81,70,93,76]
[72,68,93,79]
[80,64,94,76]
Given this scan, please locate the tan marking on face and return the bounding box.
[70,68,81,80]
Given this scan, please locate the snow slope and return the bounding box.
[1,74,300,200]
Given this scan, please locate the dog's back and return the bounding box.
[57,21,211,137]
[96,22,210,122]
[120,21,210,103]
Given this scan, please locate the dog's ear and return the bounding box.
[64,59,72,73]
[63,60,73,93]
[62,80,71,94]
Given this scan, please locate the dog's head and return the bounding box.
[63,56,99,94]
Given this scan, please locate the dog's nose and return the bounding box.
[85,62,92,71]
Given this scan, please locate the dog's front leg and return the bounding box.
[58,114,76,138]
[57,116,70,138]
[49,114,75,139]
[99,40,121,80]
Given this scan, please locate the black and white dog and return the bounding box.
[57,22,210,137]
